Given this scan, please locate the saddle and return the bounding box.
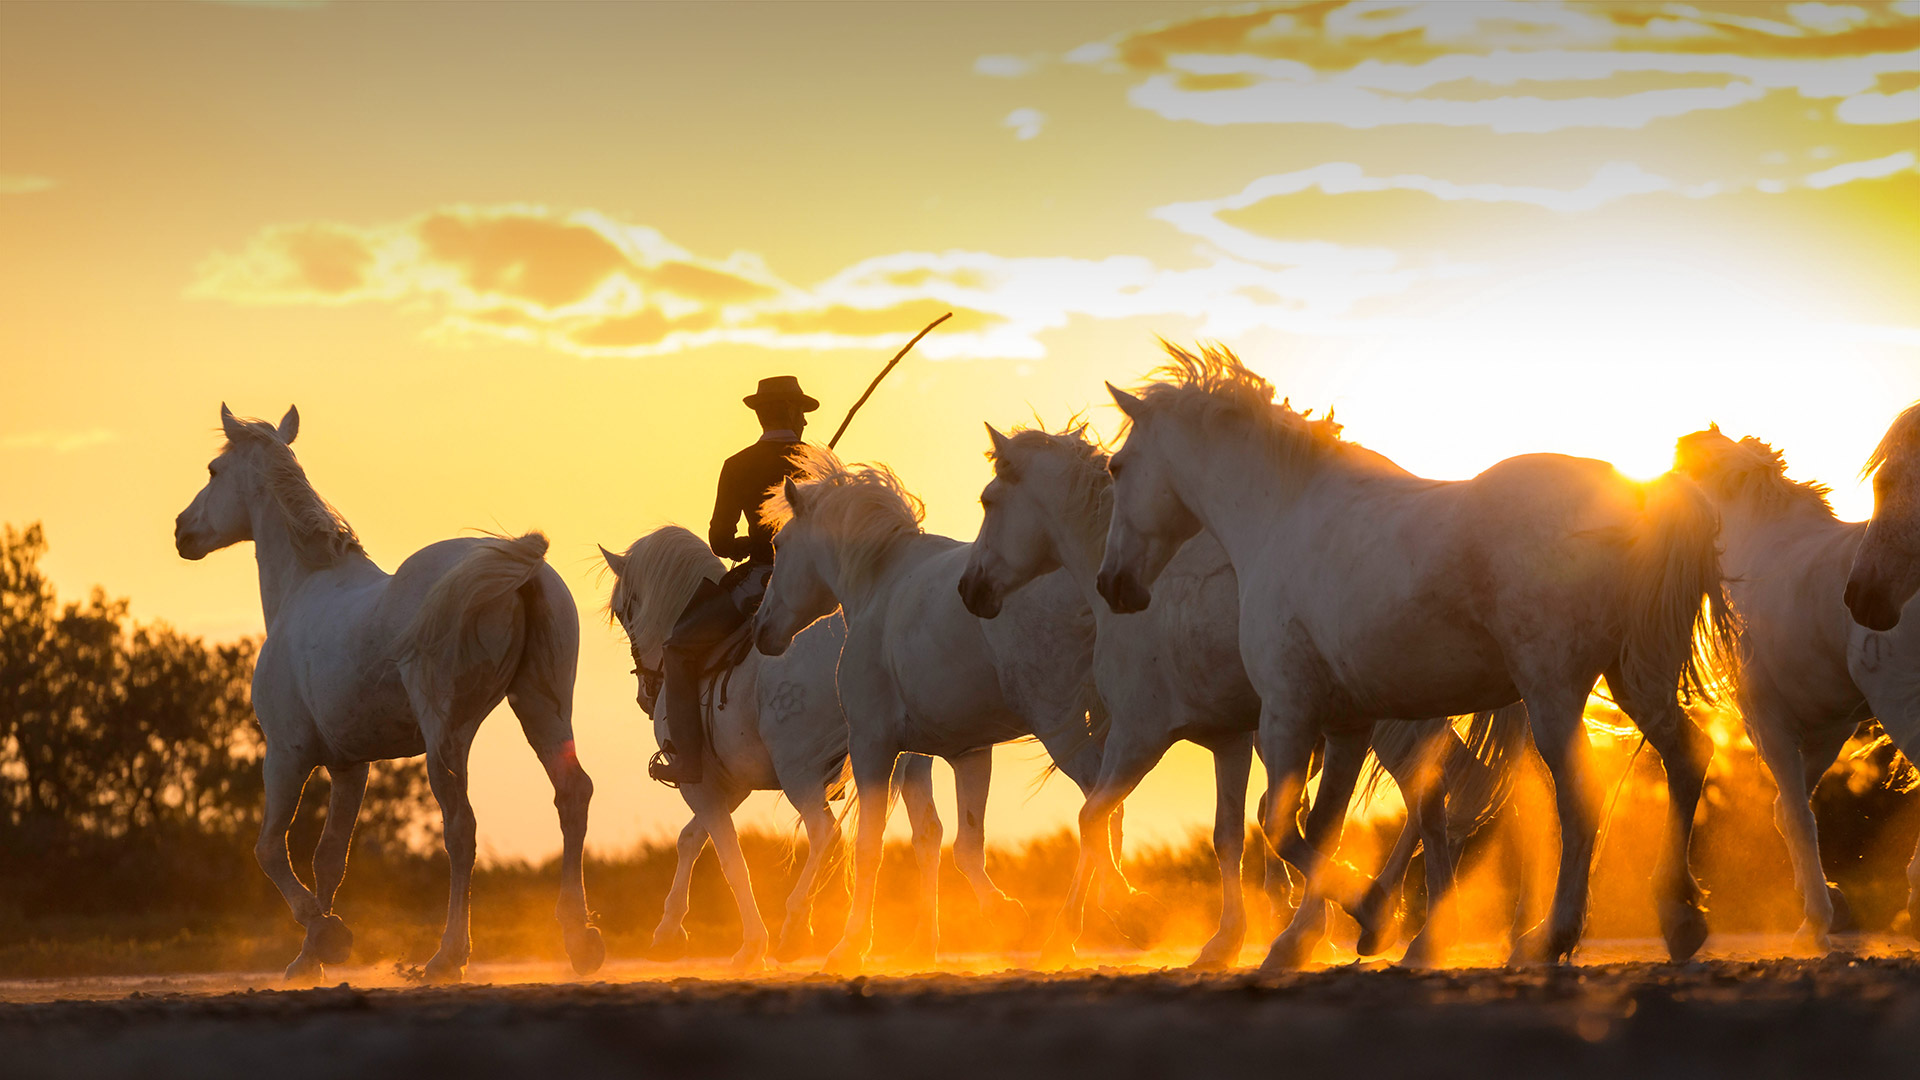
[696,619,757,724]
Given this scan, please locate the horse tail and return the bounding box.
[1623,473,1740,707]
[395,531,554,714]
[1442,702,1529,845]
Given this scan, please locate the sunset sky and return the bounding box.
[4,1,1920,862]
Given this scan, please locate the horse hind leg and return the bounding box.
[1608,662,1712,963]
[305,762,368,967]
[775,791,838,963]
[507,670,603,976]
[652,817,708,960]
[1192,733,1254,970]
[418,721,483,983]
[894,753,942,966]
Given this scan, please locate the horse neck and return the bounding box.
[824,530,921,622]
[1044,483,1113,618]
[247,495,314,629]
[1168,421,1299,566]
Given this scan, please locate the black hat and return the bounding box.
[743,375,820,412]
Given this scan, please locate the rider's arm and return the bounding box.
[708,459,751,561]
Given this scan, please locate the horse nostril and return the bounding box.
[1844,580,1860,610]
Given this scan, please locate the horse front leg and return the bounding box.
[256,746,325,983]
[775,791,838,963]
[1193,733,1254,970]
[824,742,898,975]
[1511,686,1596,965]
[1261,723,1370,971]
[951,747,1028,949]
[895,753,942,965]
[686,780,768,972]
[304,762,367,968]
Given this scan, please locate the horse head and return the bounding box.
[1096,384,1200,615]
[755,477,841,657]
[1848,402,1920,631]
[175,403,298,560]
[962,424,1101,619]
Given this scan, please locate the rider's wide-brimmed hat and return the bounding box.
[743,375,820,412]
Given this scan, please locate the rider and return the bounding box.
[648,375,819,786]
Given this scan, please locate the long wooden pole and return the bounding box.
[826,312,953,451]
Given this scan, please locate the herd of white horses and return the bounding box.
[172,342,1920,982]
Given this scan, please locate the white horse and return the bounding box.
[754,449,1117,974]
[1677,424,1920,949]
[959,422,1526,968]
[1847,402,1920,631]
[600,527,940,967]
[173,405,601,982]
[1096,344,1735,967]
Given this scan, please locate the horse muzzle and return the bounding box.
[754,619,794,657]
[173,517,207,561]
[1844,577,1902,632]
[957,567,1003,619]
[1096,566,1153,615]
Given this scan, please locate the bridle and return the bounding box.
[630,641,663,704]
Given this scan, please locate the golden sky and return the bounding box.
[4,1,1920,861]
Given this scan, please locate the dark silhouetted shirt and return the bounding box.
[708,434,807,565]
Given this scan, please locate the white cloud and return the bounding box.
[975,54,1035,78]
[1805,150,1919,188]
[1070,2,1920,133]
[1,428,117,453]
[1003,108,1045,140]
[1836,86,1920,124]
[0,175,55,195]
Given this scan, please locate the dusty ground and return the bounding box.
[2,937,1915,1080]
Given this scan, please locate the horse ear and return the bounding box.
[1107,383,1143,420]
[277,405,300,444]
[783,477,804,517]
[1708,421,1721,435]
[219,403,245,442]
[986,423,1013,458]
[598,544,627,577]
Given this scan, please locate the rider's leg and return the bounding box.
[651,583,745,785]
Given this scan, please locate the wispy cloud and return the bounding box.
[1003,108,1045,140]
[193,202,1438,360]
[0,175,56,196]
[1065,1,1920,133]
[2,428,117,453]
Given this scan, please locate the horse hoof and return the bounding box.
[773,925,812,964]
[990,896,1031,938]
[1189,936,1242,971]
[566,924,606,976]
[1791,920,1833,957]
[1257,933,1313,973]
[730,940,768,973]
[1661,907,1708,964]
[1508,923,1566,966]
[822,945,864,977]
[309,914,354,966]
[1828,884,1857,934]
[423,954,467,984]
[283,955,325,985]
[647,928,690,962]
[1399,932,1440,970]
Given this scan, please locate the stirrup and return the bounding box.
[649,748,703,788]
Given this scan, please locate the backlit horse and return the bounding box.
[1847,402,1920,631]
[1679,424,1920,949]
[602,527,940,967]
[1096,344,1734,967]
[959,422,1525,968]
[174,405,601,982]
[754,448,1116,974]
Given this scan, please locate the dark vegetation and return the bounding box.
[2,521,1919,978]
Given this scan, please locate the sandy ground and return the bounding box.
[3,937,1917,1079]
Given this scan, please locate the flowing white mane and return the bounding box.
[1132,341,1346,472]
[989,422,1112,545]
[1864,400,1920,480]
[764,445,924,597]
[609,525,726,656]
[222,415,363,567]
[1675,427,1836,520]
